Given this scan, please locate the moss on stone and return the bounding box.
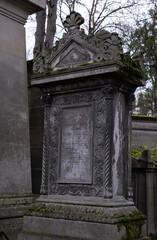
[45,70,52,75]
[115,211,146,240]
[79,62,96,66]
[56,67,70,72]
[119,54,144,83]
[27,203,52,215]
[132,115,157,120]
[131,145,157,167]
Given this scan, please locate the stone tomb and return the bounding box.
[21,12,148,240]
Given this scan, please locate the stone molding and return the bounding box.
[0,193,34,220]
[0,193,34,206]
[26,202,145,225]
[0,6,26,25]
[0,0,46,25]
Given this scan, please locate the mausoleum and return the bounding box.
[21,11,148,240]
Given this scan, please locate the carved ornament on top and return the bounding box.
[33,11,123,73]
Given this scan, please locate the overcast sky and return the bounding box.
[25,0,153,60]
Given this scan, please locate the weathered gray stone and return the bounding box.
[33,11,123,73]
[0,0,46,195]
[22,217,125,240]
[132,150,157,235]
[21,215,148,240]
[59,105,93,184]
[0,0,46,238]
[132,117,157,147]
[22,11,147,240]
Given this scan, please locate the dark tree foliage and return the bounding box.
[128,2,157,115]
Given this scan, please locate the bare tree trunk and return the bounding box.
[33,8,46,58]
[33,0,58,58]
[43,0,58,54]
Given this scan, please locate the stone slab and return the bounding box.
[22,216,125,240]
[38,195,134,207]
[18,232,80,240]
[21,215,147,240]
[59,105,93,184]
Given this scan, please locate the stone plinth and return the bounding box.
[0,0,46,238]
[21,11,148,240]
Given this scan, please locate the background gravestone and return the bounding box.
[0,0,46,239]
[21,11,149,240]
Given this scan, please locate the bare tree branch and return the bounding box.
[93,2,137,33]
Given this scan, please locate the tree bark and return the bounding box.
[33,8,46,58]
[43,0,58,54]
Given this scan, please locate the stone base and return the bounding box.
[0,193,34,240]
[20,201,148,240]
[20,217,125,239]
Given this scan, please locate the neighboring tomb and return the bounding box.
[21,12,148,240]
[132,149,157,235]
[0,0,46,239]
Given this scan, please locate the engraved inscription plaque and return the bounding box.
[59,105,93,184]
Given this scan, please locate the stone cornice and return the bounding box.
[26,202,144,225]
[0,0,46,25]
[0,5,26,25]
[31,60,124,86]
[13,0,46,14]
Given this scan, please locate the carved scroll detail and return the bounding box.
[33,11,122,73]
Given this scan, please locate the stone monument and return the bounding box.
[0,0,46,239]
[21,11,148,240]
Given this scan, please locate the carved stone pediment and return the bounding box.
[50,40,95,69]
[33,11,123,73]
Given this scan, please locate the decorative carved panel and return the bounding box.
[47,90,108,197]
